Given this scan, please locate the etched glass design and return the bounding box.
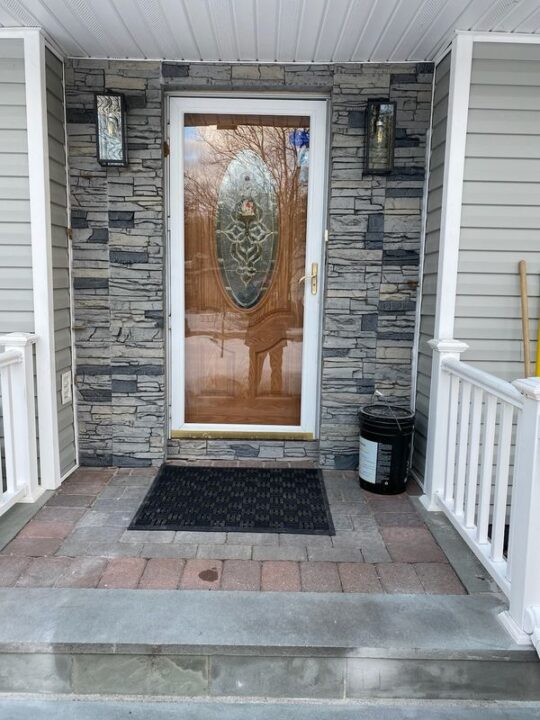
[216,150,278,309]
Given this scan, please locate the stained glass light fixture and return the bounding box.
[95,92,128,167]
[365,100,396,174]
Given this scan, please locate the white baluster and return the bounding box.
[421,339,469,511]
[444,373,460,503]
[476,394,497,545]
[464,386,483,528]
[454,381,472,517]
[491,403,513,562]
[0,362,17,498]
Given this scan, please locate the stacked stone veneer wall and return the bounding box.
[66,61,433,468]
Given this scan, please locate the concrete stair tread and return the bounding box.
[0,588,526,659]
[1,698,540,719]
[2,589,538,703]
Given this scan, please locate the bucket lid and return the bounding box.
[359,404,414,424]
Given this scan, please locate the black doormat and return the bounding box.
[129,464,335,535]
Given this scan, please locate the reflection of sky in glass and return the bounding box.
[184,126,204,163]
[182,115,309,424]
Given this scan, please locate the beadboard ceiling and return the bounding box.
[1,0,540,62]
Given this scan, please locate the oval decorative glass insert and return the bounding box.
[216,150,278,309]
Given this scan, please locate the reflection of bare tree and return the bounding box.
[185,123,304,208]
[184,121,308,305]
[183,116,309,423]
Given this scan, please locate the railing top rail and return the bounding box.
[0,332,38,348]
[442,357,524,409]
[0,349,22,370]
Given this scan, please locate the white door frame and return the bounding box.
[168,96,327,438]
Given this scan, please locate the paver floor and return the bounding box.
[0,465,467,594]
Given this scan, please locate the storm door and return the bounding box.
[169,97,326,437]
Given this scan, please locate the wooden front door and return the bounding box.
[169,98,327,435]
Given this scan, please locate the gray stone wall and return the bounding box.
[66,61,432,468]
[67,61,164,467]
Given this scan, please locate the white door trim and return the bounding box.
[168,96,327,437]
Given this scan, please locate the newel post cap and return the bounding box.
[428,338,469,355]
[0,332,38,348]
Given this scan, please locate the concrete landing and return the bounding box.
[0,588,522,657]
[1,698,540,719]
[0,589,538,701]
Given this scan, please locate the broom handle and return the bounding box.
[519,260,531,377]
[537,321,540,377]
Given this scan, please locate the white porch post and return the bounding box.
[24,29,61,490]
[420,339,468,511]
[0,333,42,503]
[419,33,473,509]
[499,378,540,646]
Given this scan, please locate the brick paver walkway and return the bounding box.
[0,466,466,594]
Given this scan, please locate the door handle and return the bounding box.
[299,262,318,295]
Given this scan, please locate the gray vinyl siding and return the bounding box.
[456,42,540,381]
[412,52,451,481]
[0,39,32,335]
[46,48,76,476]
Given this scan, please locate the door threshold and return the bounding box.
[171,430,314,440]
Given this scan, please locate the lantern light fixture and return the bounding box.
[95,92,128,167]
[364,99,396,175]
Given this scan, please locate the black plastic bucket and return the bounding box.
[358,404,415,495]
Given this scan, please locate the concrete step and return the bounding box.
[0,588,538,702]
[1,698,540,719]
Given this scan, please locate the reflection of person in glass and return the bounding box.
[183,118,309,425]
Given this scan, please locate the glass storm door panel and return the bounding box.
[183,112,311,426]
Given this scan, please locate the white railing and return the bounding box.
[433,356,522,595]
[422,339,540,649]
[0,333,43,516]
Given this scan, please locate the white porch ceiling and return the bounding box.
[1,0,540,62]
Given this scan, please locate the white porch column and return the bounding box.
[0,333,43,502]
[421,338,468,511]
[418,34,472,511]
[23,30,61,490]
[499,377,540,645]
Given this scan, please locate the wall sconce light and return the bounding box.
[365,99,396,174]
[95,92,128,167]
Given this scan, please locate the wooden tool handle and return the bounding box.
[536,322,540,377]
[519,260,531,377]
